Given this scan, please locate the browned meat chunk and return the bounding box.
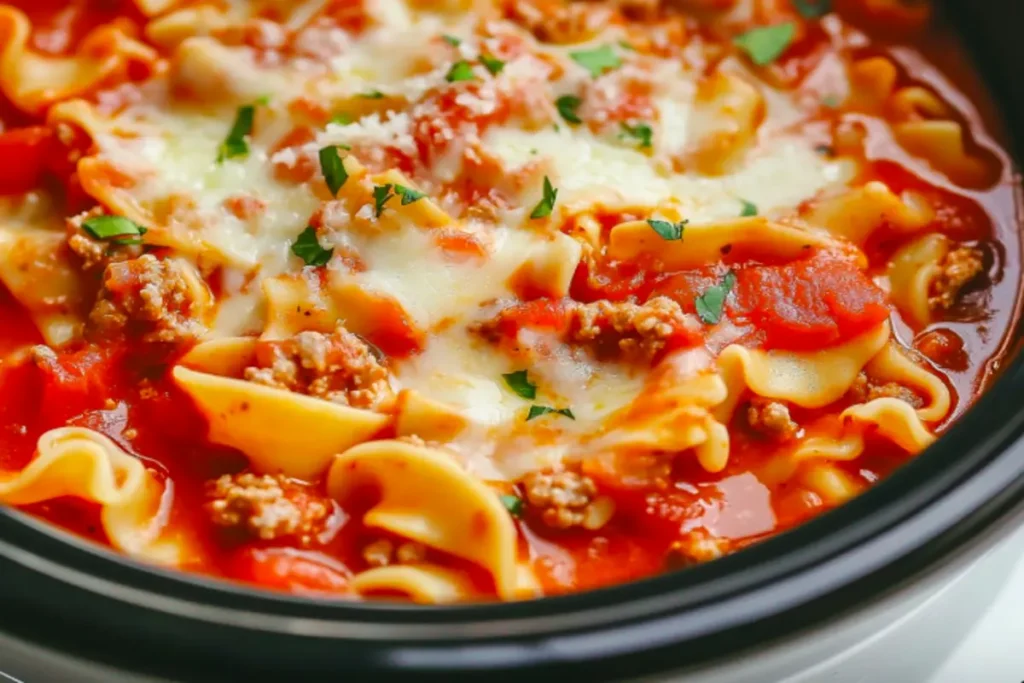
[205,473,332,546]
[88,254,209,344]
[745,398,799,442]
[243,325,394,410]
[848,372,924,408]
[929,245,984,310]
[521,468,614,530]
[503,0,613,43]
[361,539,428,568]
[567,297,698,360]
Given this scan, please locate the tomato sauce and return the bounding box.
[0,1,1019,599]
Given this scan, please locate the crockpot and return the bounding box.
[2,1,1023,681]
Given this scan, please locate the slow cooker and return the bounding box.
[2,1,1024,681]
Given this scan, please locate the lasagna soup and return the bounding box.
[0,0,1018,602]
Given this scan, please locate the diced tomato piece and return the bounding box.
[730,251,890,351]
[0,126,55,195]
[569,257,650,303]
[233,548,352,595]
[365,300,425,359]
[34,345,124,425]
[482,299,571,340]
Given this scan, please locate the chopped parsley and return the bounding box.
[529,176,558,219]
[82,215,147,245]
[318,146,348,197]
[446,60,476,82]
[647,218,686,241]
[556,94,583,124]
[480,54,506,75]
[739,199,758,217]
[373,184,395,217]
[793,0,832,19]
[502,370,537,400]
[291,226,333,267]
[821,93,843,109]
[442,34,461,46]
[570,45,622,78]
[618,40,636,51]
[695,272,736,325]
[360,90,385,99]
[526,405,575,421]
[620,121,653,149]
[330,113,353,125]
[394,184,426,206]
[733,23,796,66]
[217,103,258,162]
[499,494,524,517]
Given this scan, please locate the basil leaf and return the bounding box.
[556,95,583,124]
[570,45,622,78]
[480,54,505,75]
[360,90,385,99]
[446,60,476,82]
[526,405,575,421]
[499,494,524,517]
[647,218,686,241]
[330,113,353,125]
[82,215,147,245]
[291,226,333,267]
[793,0,831,18]
[442,34,461,46]
[695,271,737,325]
[529,176,558,219]
[395,184,425,206]
[739,199,758,217]
[502,370,537,399]
[217,104,256,162]
[318,146,349,197]
[734,23,796,66]
[620,121,653,149]
[373,184,395,217]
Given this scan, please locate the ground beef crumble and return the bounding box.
[361,539,428,568]
[88,254,208,345]
[567,297,697,360]
[745,398,799,442]
[243,325,394,410]
[928,245,984,310]
[848,372,924,408]
[520,468,615,530]
[205,473,331,546]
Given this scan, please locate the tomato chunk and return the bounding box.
[233,548,352,595]
[0,126,55,195]
[730,251,890,351]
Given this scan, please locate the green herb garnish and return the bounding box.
[217,103,257,162]
[442,34,461,46]
[570,45,622,78]
[446,60,476,82]
[556,95,583,124]
[733,23,796,66]
[739,199,758,217]
[646,219,686,241]
[360,90,385,99]
[373,184,395,217]
[502,370,537,399]
[793,0,832,19]
[82,215,147,245]
[395,184,426,206]
[318,146,348,197]
[695,272,737,325]
[529,176,558,219]
[480,54,505,75]
[526,405,575,421]
[291,226,334,267]
[330,113,353,125]
[620,121,653,149]
[499,494,524,517]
